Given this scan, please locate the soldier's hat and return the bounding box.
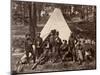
[56,31,59,35]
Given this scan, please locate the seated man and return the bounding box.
[39,39,51,64]
[32,39,51,70]
[16,52,32,72]
[85,47,92,62]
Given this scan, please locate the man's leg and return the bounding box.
[62,51,69,61]
[38,48,42,57]
[30,50,36,63]
[72,48,76,62]
[57,47,62,62]
[36,48,40,60]
[59,48,62,60]
[52,46,56,62]
[26,50,29,63]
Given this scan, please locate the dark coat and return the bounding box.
[34,36,43,48]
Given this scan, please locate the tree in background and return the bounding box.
[28,2,37,39]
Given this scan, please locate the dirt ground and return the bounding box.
[11,52,96,74]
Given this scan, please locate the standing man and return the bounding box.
[68,33,76,62]
[25,33,35,63]
[76,41,83,65]
[49,30,56,62]
[34,32,43,60]
[55,31,62,62]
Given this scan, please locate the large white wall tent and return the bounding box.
[40,8,72,41]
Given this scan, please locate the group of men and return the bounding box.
[24,29,95,65]
[25,32,42,63]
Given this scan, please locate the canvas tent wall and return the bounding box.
[40,8,72,41]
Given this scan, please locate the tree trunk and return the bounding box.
[28,2,37,40]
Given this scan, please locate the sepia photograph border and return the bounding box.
[11,0,97,75]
